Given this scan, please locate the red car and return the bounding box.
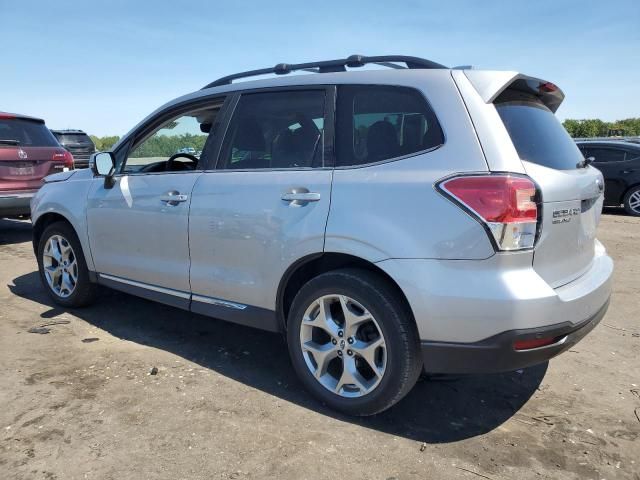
[0,112,74,219]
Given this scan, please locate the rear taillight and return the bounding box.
[52,150,75,169]
[439,174,539,251]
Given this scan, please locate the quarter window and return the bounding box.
[219,90,326,170]
[336,85,443,167]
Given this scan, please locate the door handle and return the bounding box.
[281,189,321,206]
[160,191,188,205]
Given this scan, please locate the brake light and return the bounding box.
[538,81,558,93]
[440,175,539,251]
[0,113,16,119]
[52,150,75,169]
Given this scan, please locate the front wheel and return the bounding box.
[623,186,640,216]
[37,221,97,307]
[287,268,422,416]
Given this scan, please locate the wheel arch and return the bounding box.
[32,212,74,255]
[276,252,415,331]
[622,182,640,201]
[622,183,640,215]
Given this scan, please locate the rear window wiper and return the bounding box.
[0,139,20,146]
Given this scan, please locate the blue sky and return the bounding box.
[1,0,638,136]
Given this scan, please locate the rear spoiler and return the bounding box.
[462,70,565,113]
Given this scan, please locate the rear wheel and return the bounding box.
[37,221,97,307]
[623,186,640,216]
[287,268,422,416]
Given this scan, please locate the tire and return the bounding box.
[286,268,422,416]
[623,186,640,216]
[37,221,97,308]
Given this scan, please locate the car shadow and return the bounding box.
[0,218,32,245]
[9,270,546,444]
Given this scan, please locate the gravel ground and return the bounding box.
[0,211,638,480]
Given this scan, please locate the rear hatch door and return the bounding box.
[0,117,68,191]
[53,132,95,160]
[494,86,604,287]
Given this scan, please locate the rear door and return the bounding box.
[0,117,69,192]
[188,88,334,321]
[494,90,604,287]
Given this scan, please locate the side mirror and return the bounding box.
[92,152,116,188]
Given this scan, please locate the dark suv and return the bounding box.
[1,112,74,218]
[51,130,95,169]
[577,140,640,216]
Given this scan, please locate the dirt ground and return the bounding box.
[0,211,638,480]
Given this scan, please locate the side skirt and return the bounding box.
[96,273,280,333]
[191,295,280,332]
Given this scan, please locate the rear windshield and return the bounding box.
[53,133,93,145]
[0,119,59,147]
[495,91,582,170]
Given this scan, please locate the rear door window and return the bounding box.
[336,85,443,167]
[587,147,626,163]
[495,90,583,170]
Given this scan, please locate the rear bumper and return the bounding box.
[376,240,613,374]
[0,191,35,217]
[420,297,609,374]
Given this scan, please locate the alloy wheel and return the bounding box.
[299,294,387,398]
[42,234,78,298]
[629,190,640,214]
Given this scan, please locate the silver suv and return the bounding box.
[30,55,613,416]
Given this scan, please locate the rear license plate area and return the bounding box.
[9,166,35,176]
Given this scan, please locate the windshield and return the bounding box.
[0,119,59,147]
[495,91,582,170]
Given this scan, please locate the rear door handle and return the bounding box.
[160,191,188,205]
[281,190,321,205]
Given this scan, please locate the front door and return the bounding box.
[86,102,224,303]
[189,88,334,326]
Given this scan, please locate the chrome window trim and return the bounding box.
[332,143,444,170]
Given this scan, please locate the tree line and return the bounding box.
[89,117,640,152]
[562,118,640,138]
[89,133,207,156]
[89,135,121,151]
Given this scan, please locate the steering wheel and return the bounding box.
[165,153,199,171]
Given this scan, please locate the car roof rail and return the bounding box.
[201,54,448,89]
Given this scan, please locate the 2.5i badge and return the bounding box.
[552,208,580,224]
